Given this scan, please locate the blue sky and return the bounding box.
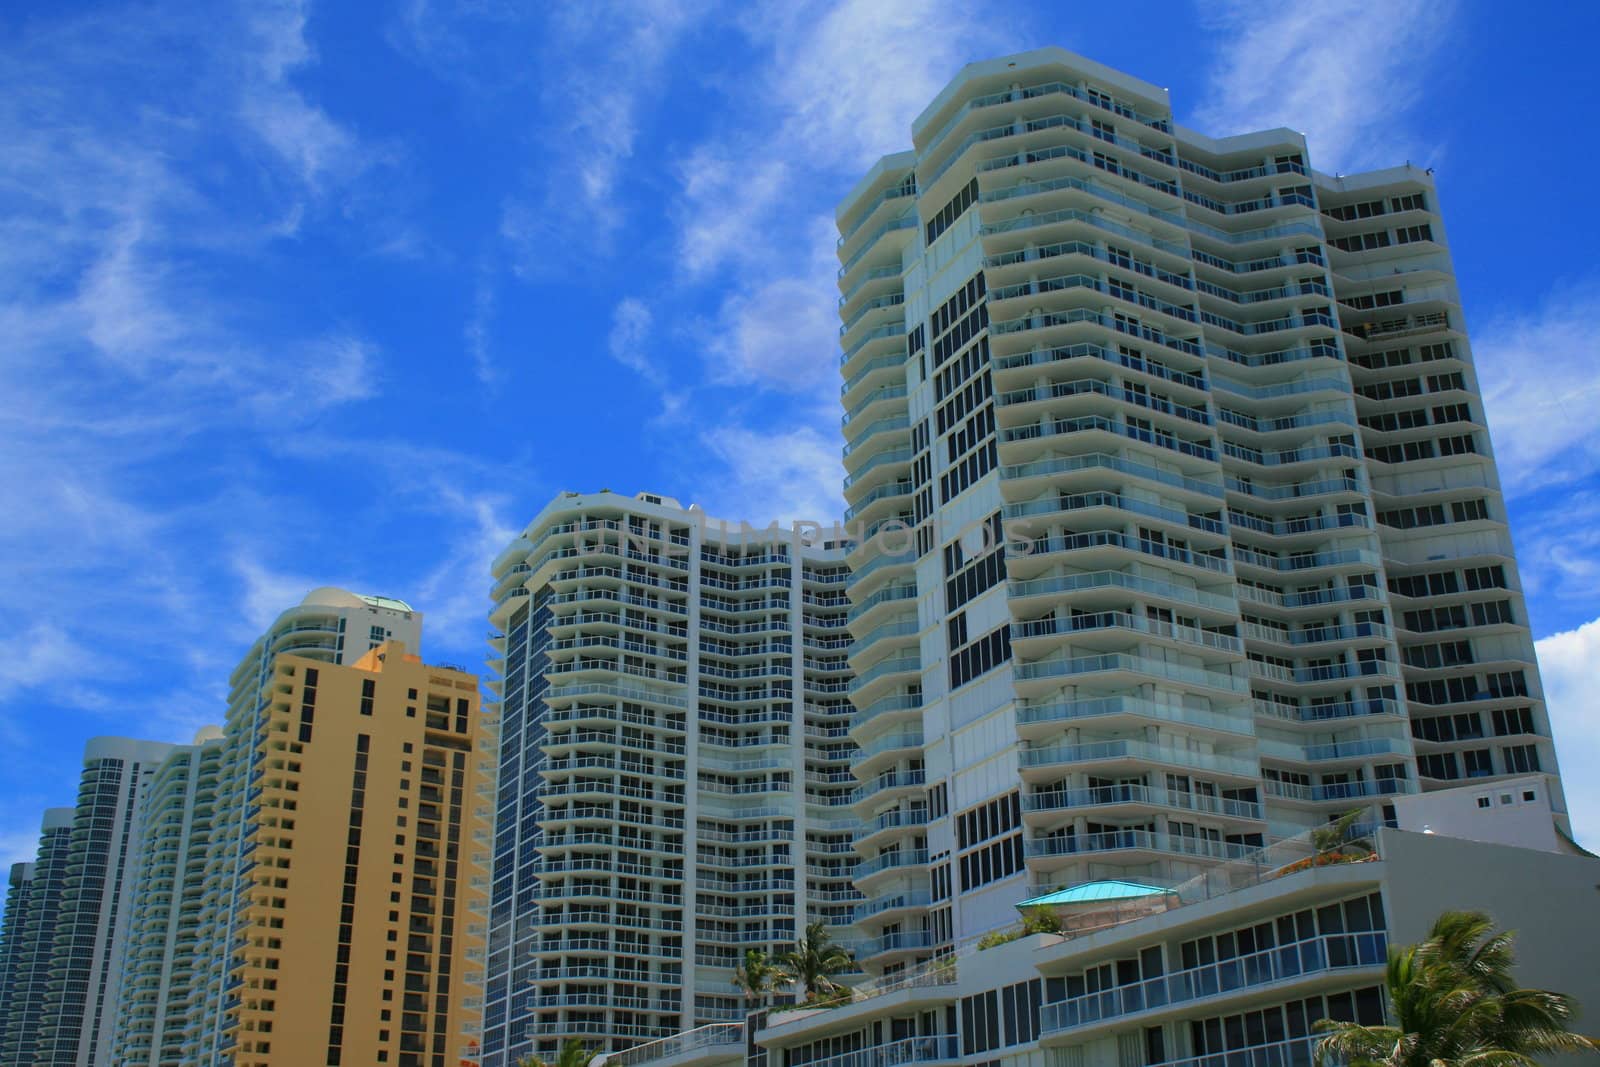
[4,0,1600,860]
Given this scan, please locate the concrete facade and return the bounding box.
[834,45,1564,976]
[220,641,490,1067]
[0,809,74,1063]
[482,491,856,1064]
[40,738,175,1067]
[188,588,424,1064]
[613,829,1600,1067]
[112,728,226,1066]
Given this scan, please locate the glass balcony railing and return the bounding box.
[1041,933,1385,1033]
[1020,739,1256,778]
[1000,450,1224,500]
[1015,652,1248,694]
[853,847,930,879]
[1007,569,1236,614]
[803,1035,960,1067]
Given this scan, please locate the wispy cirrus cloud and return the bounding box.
[1191,0,1458,171]
[0,0,483,780]
[1474,281,1600,498]
[238,0,373,196]
[447,1,709,276]
[698,424,847,527]
[652,0,1030,516]
[1467,279,1600,627]
[465,261,500,387]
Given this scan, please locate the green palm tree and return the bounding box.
[1314,910,1598,1067]
[735,947,790,1005]
[1310,807,1372,858]
[517,1038,593,1067]
[780,920,854,1002]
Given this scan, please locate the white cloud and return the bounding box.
[674,152,791,278]
[0,624,82,691]
[605,298,690,419]
[1534,618,1600,851]
[407,485,521,657]
[752,0,1020,170]
[1474,283,1600,497]
[1192,0,1456,172]
[238,0,368,195]
[608,298,660,382]
[465,266,499,386]
[234,556,332,633]
[1502,490,1600,614]
[674,0,1023,275]
[699,423,846,526]
[709,273,839,394]
[489,1,705,275]
[652,0,1028,518]
[0,2,414,761]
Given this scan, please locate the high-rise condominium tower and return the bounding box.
[482,491,855,1064]
[37,737,176,1067]
[836,47,1562,972]
[0,809,73,1063]
[186,587,425,1063]
[0,863,36,1031]
[111,727,226,1066]
[210,640,490,1067]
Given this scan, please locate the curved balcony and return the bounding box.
[1018,738,1257,782]
[991,340,1206,398]
[1232,545,1380,578]
[1010,608,1241,656]
[1013,528,1231,583]
[1257,736,1412,766]
[999,451,1224,510]
[1253,697,1405,725]
[848,583,918,629]
[1015,695,1252,741]
[839,265,904,317]
[1241,621,1393,649]
[850,770,927,807]
[839,184,917,259]
[854,928,937,966]
[1014,651,1247,698]
[1023,828,1255,868]
[838,214,916,293]
[1007,568,1237,622]
[850,731,925,777]
[844,480,914,527]
[1022,783,1262,826]
[853,847,930,883]
[854,807,930,852]
[840,347,906,407]
[1246,658,1400,688]
[850,691,923,733]
[1261,776,1416,805]
[998,376,1211,429]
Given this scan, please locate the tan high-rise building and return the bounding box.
[232,640,490,1067]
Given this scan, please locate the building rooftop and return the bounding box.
[299,586,414,613]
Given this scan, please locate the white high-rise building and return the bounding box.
[10,738,177,1067]
[604,46,1587,1067]
[0,809,73,1064]
[833,46,1565,968]
[481,491,856,1064]
[111,727,225,1066]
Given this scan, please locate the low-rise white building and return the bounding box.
[609,824,1600,1067]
